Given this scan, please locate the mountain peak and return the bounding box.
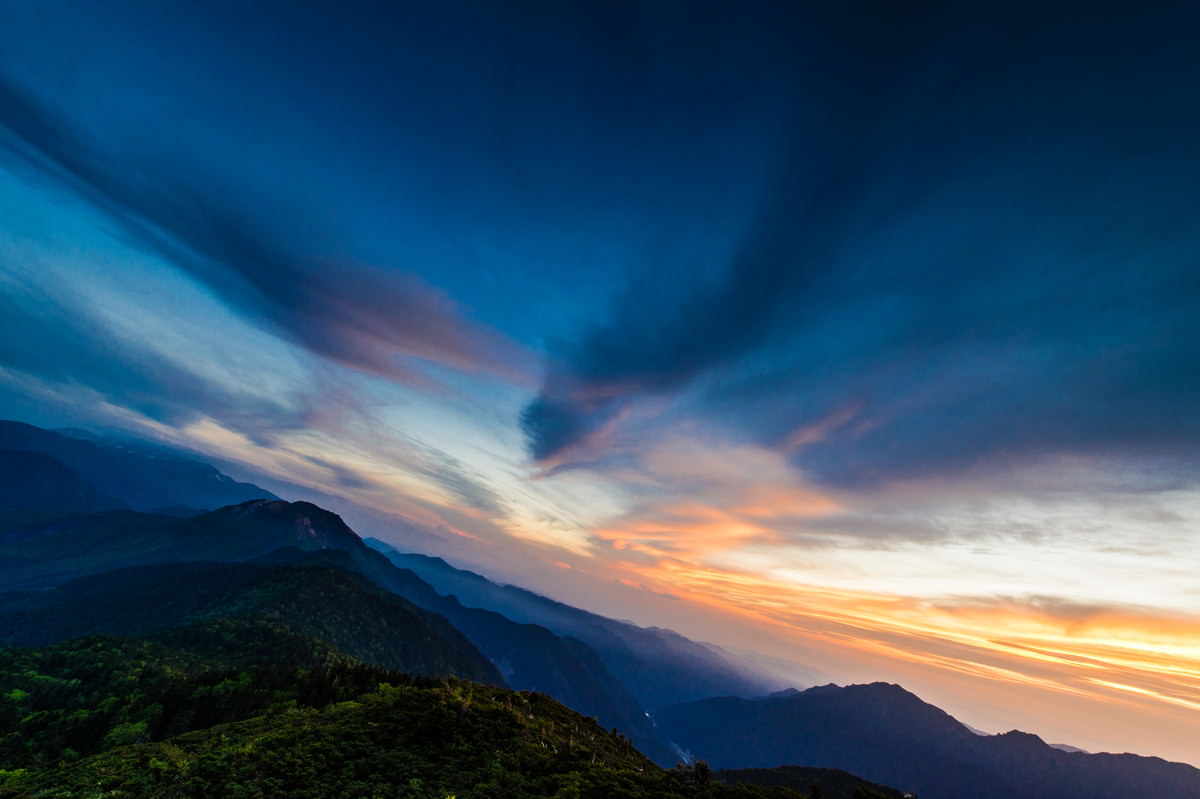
[196,499,362,553]
[994,729,1048,747]
[802,681,910,698]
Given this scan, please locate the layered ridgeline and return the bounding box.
[0,497,672,761]
[367,542,784,710]
[0,421,276,514]
[0,574,895,799]
[0,557,501,683]
[0,445,897,798]
[657,683,1200,799]
[0,449,126,514]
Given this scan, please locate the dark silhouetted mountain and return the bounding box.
[0,499,367,590]
[716,766,904,799]
[0,497,669,761]
[0,558,501,684]
[0,420,276,512]
[0,498,347,590]
[258,533,674,763]
[0,449,122,512]
[367,540,785,709]
[0,508,189,590]
[657,682,1200,799]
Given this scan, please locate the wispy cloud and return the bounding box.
[613,552,1200,758]
[0,268,308,431]
[0,75,533,388]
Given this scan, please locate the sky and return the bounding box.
[1,0,1198,765]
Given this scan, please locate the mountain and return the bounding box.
[0,498,352,591]
[0,499,889,799]
[716,766,905,799]
[0,554,883,799]
[0,449,122,512]
[367,541,785,709]
[657,681,1200,799]
[255,546,665,759]
[0,665,806,799]
[0,557,501,684]
[0,497,670,761]
[0,420,276,512]
[0,508,184,590]
[0,498,377,591]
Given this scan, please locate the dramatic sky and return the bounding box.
[2,0,1198,765]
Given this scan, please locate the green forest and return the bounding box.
[0,608,890,798]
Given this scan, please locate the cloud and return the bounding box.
[584,433,845,565]
[521,3,949,462]
[521,3,1200,490]
[0,74,532,388]
[0,277,308,432]
[0,71,527,540]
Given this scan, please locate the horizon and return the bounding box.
[1,1,1198,767]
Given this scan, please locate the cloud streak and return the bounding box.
[0,75,532,388]
[614,551,1200,762]
[522,3,950,461]
[521,3,1200,493]
[0,273,307,432]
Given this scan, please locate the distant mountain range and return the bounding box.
[657,682,1200,799]
[2,419,1198,799]
[0,449,123,512]
[0,422,773,765]
[367,541,784,711]
[0,420,276,513]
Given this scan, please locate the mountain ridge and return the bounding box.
[0,557,502,684]
[0,493,672,762]
[657,681,1200,799]
[367,539,786,710]
[0,420,277,512]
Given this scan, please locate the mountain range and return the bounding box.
[657,683,1200,799]
[367,541,785,710]
[0,497,669,760]
[0,420,276,514]
[1,420,1198,798]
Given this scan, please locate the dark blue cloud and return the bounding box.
[0,73,528,388]
[521,2,1200,486]
[523,1,957,460]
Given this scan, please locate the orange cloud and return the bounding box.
[781,400,865,450]
[589,435,845,563]
[578,539,1200,764]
